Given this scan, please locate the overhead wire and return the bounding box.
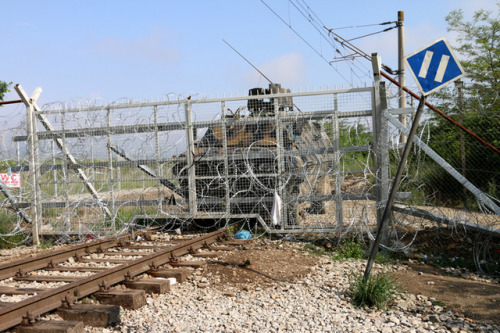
[323,22,500,155]
[288,0,385,83]
[259,0,351,84]
[290,0,372,83]
[347,26,397,42]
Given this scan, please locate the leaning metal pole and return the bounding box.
[364,94,426,281]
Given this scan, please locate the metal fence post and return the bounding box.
[274,98,287,228]
[15,85,43,245]
[332,94,343,229]
[60,113,71,230]
[106,108,116,228]
[154,105,163,213]
[51,140,57,197]
[184,100,197,216]
[371,54,390,241]
[221,101,231,216]
[26,102,41,245]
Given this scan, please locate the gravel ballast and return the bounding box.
[79,241,499,333]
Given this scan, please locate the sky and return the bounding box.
[0,0,497,107]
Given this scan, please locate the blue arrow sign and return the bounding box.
[405,38,464,95]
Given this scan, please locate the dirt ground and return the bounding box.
[204,243,318,290]
[202,239,500,326]
[1,233,499,326]
[392,262,500,324]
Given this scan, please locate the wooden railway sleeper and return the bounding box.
[0,228,227,332]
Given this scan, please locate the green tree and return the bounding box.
[0,80,11,102]
[423,5,500,207]
[446,6,500,103]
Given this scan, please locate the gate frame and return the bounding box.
[15,84,389,241]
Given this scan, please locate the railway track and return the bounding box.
[0,227,240,332]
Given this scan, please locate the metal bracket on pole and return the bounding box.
[14,84,112,219]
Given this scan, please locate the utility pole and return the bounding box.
[398,11,407,157]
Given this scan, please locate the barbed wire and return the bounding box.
[0,87,498,275]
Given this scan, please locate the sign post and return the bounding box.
[364,39,465,281]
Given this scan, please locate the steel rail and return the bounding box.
[0,229,155,281]
[0,228,227,332]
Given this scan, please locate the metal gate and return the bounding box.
[11,82,391,239]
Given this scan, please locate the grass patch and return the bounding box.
[349,270,401,310]
[39,237,54,249]
[332,237,365,261]
[0,211,26,249]
[432,299,446,307]
[302,243,328,257]
[374,251,392,264]
[226,224,240,237]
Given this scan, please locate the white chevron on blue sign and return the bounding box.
[405,38,464,95]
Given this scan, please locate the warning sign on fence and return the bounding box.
[0,173,21,188]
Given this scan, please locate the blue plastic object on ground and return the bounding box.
[234,230,251,240]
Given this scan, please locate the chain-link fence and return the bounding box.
[0,80,499,272]
[2,84,381,238]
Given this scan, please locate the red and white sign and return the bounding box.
[0,173,21,188]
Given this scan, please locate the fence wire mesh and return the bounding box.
[0,83,498,274]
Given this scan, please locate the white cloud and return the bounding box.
[95,25,180,66]
[243,52,307,87]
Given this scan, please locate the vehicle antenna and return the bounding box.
[222,39,273,84]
